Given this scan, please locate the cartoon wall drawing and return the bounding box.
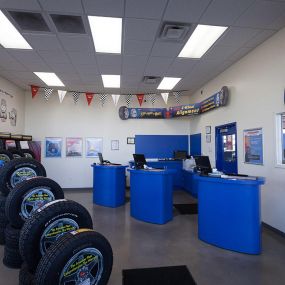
[0,99,7,122]
[9,108,17,126]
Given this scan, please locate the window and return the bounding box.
[276,112,285,166]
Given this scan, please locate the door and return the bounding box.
[190,133,201,156]
[215,123,237,174]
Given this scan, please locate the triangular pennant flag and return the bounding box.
[58,90,66,103]
[161,92,169,104]
[100,94,107,107]
[136,94,144,106]
[85,92,94,106]
[31,85,40,98]
[72,92,80,104]
[126,94,132,107]
[173,91,181,104]
[150,93,156,105]
[44,88,53,101]
[112,94,120,106]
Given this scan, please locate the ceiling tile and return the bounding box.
[0,60,27,71]
[67,52,96,65]
[13,71,39,81]
[0,49,18,63]
[125,18,160,41]
[125,0,168,19]
[24,34,63,51]
[123,40,153,56]
[218,27,260,47]
[8,50,43,62]
[22,60,53,72]
[268,9,285,30]
[144,57,174,76]
[200,0,255,26]
[203,45,241,61]
[244,29,276,48]
[166,58,197,77]
[228,47,253,62]
[121,75,142,88]
[56,72,80,81]
[234,0,285,29]
[75,64,100,75]
[96,54,122,74]
[82,0,124,17]
[38,0,84,13]
[122,55,148,76]
[58,35,94,52]
[38,50,71,64]
[78,75,102,85]
[164,0,211,23]
[0,0,41,10]
[47,62,78,73]
[150,41,184,57]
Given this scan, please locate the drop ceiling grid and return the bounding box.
[0,0,284,92]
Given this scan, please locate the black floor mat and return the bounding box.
[174,203,198,215]
[122,265,197,285]
[125,197,130,203]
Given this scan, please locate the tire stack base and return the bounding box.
[19,263,35,285]
[0,195,8,245]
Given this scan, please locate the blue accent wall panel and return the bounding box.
[190,133,201,156]
[135,135,188,158]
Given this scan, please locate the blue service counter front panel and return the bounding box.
[196,175,265,254]
[182,170,198,198]
[92,164,127,207]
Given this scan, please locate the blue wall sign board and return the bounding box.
[135,135,188,158]
[190,133,201,156]
[119,86,229,120]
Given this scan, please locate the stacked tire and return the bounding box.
[17,199,113,285]
[0,194,8,245]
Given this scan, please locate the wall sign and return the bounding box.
[45,137,62,158]
[243,128,263,165]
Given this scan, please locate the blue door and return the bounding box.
[190,133,201,156]
[215,123,238,174]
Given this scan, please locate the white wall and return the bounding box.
[0,76,25,133]
[188,27,285,232]
[24,93,190,188]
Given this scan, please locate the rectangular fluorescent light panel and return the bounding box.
[88,16,122,53]
[34,72,65,86]
[157,77,181,90]
[178,24,227,58]
[102,75,120,88]
[0,11,32,49]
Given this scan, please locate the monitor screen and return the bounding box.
[133,154,146,169]
[173,150,188,160]
[194,155,212,174]
[98,152,104,164]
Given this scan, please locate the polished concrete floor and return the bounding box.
[1,189,285,285]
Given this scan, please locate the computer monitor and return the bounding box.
[194,155,212,174]
[98,152,104,164]
[133,154,146,169]
[173,150,188,160]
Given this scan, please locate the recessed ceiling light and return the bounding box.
[178,24,227,58]
[102,75,120,88]
[34,72,65,86]
[0,10,32,49]
[88,16,122,54]
[157,77,181,90]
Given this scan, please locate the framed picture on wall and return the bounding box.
[111,140,119,150]
[206,126,211,134]
[206,134,211,143]
[243,128,263,165]
[85,137,103,157]
[127,137,135,144]
[45,137,62,158]
[66,137,83,157]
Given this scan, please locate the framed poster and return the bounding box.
[85,137,103,157]
[111,140,119,150]
[206,126,211,134]
[66,137,83,157]
[206,134,211,143]
[243,128,263,165]
[45,137,62,158]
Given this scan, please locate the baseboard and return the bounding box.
[262,222,285,238]
[63,188,92,192]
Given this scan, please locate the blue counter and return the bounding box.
[129,160,183,190]
[196,175,265,254]
[128,168,175,224]
[182,170,198,198]
[92,164,127,207]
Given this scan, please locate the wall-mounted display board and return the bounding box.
[119,86,229,120]
[243,128,263,165]
[45,137,62,158]
[66,137,83,157]
[85,137,103,158]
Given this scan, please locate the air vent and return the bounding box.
[160,22,191,42]
[50,14,85,34]
[9,11,50,32]
[143,76,161,84]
